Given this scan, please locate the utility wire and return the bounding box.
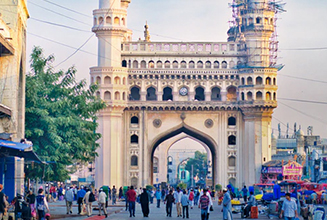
[30,18,90,33]
[279,98,327,105]
[40,0,92,18]
[278,73,327,84]
[282,47,327,51]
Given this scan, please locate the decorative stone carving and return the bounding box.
[180,112,186,121]
[205,119,214,128]
[153,119,162,128]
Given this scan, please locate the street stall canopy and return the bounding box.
[0,139,43,163]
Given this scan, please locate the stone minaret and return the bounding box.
[91,0,131,188]
[231,0,279,184]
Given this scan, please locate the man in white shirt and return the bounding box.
[65,187,74,214]
[175,187,183,217]
[98,188,108,217]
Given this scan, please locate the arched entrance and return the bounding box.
[149,124,217,186]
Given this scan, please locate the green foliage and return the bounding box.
[215,184,222,191]
[177,182,187,190]
[25,47,106,181]
[185,151,208,179]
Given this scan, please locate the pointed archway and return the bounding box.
[149,123,217,185]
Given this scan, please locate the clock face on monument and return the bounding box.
[179,87,188,96]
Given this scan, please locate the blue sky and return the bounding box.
[26,0,327,138]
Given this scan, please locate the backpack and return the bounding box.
[36,195,45,211]
[196,191,200,197]
[89,192,96,202]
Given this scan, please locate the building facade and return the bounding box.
[0,0,29,199]
[92,0,282,188]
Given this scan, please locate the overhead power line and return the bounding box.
[282,47,327,51]
[279,98,327,105]
[278,73,327,84]
[30,18,90,33]
[41,0,92,18]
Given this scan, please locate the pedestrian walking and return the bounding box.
[280,193,298,220]
[161,188,166,201]
[65,187,74,214]
[77,186,86,214]
[189,189,194,209]
[50,184,56,202]
[98,188,108,218]
[194,187,200,205]
[112,185,117,205]
[222,188,233,220]
[26,190,36,217]
[36,188,50,220]
[199,188,210,220]
[242,186,248,202]
[181,190,189,219]
[175,187,183,217]
[83,188,96,217]
[0,184,8,219]
[156,188,162,208]
[119,187,123,200]
[140,188,150,217]
[164,190,175,217]
[125,186,130,211]
[126,186,137,217]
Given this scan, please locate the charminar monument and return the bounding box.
[91,0,283,188]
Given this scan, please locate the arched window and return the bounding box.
[131,155,138,166]
[256,91,263,100]
[241,78,245,85]
[146,87,157,101]
[122,92,126,100]
[172,61,178,68]
[264,17,269,25]
[91,77,94,84]
[140,60,146,68]
[114,91,120,100]
[247,91,253,100]
[123,77,126,85]
[157,61,162,68]
[122,60,127,67]
[228,117,236,126]
[153,157,159,173]
[93,17,97,26]
[104,76,111,84]
[222,61,228,69]
[114,76,120,84]
[122,17,125,26]
[228,156,236,167]
[133,60,138,68]
[229,61,235,68]
[131,116,139,124]
[104,91,111,100]
[197,61,203,69]
[266,77,271,85]
[241,92,245,100]
[273,78,276,85]
[106,16,111,24]
[98,17,104,25]
[168,168,172,173]
[227,86,237,101]
[266,92,271,100]
[130,87,140,101]
[256,76,263,85]
[189,61,195,68]
[249,17,253,24]
[195,87,205,101]
[213,61,219,69]
[256,17,261,24]
[148,60,154,68]
[228,135,236,145]
[273,92,276,100]
[164,61,171,68]
[168,156,173,165]
[96,91,100,99]
[96,76,101,84]
[270,18,274,25]
[114,17,120,25]
[131,135,138,144]
[205,61,211,69]
[211,87,221,101]
[247,77,253,85]
[163,87,173,101]
[180,61,187,68]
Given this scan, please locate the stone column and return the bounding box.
[157,92,163,101]
[221,90,227,101]
[205,92,211,101]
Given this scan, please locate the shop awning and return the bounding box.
[0,139,43,163]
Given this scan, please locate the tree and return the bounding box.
[25,47,106,181]
[185,151,207,179]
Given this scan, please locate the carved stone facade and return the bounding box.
[92,0,279,188]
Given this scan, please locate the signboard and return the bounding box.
[261,166,283,174]
[283,162,302,176]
